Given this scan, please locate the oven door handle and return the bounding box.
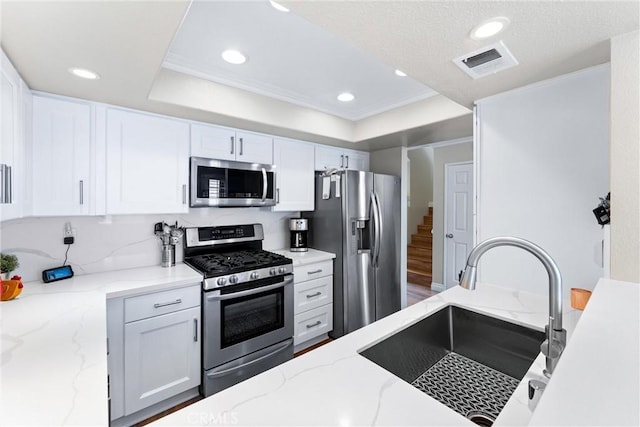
[205,275,293,301]
[206,338,293,379]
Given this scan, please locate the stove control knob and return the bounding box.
[228,275,238,284]
[269,268,277,276]
[278,266,287,274]
[250,272,259,280]
[216,277,227,287]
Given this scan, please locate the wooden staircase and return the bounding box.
[407,207,433,287]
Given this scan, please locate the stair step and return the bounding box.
[417,224,432,234]
[423,217,433,228]
[411,234,432,246]
[407,270,432,286]
[408,245,432,258]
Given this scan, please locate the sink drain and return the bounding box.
[467,411,495,427]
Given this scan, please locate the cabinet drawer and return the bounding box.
[294,303,333,346]
[294,275,333,314]
[125,284,200,323]
[294,260,332,282]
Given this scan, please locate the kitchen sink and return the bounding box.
[359,305,545,425]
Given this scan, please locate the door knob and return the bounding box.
[446,233,454,238]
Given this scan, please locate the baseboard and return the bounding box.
[110,388,200,427]
[431,282,445,292]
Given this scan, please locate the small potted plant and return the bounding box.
[0,253,22,301]
[0,253,19,279]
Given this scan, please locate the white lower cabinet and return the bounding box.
[124,306,200,414]
[107,283,201,424]
[293,260,333,351]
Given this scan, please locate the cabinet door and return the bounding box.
[32,96,91,216]
[0,52,22,221]
[190,123,236,160]
[272,138,314,212]
[236,131,273,164]
[123,306,200,415]
[106,109,189,214]
[314,145,344,171]
[344,150,370,171]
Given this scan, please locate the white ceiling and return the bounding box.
[163,1,437,121]
[1,1,638,149]
[284,0,640,108]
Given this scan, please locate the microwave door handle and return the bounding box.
[205,276,293,301]
[261,167,267,202]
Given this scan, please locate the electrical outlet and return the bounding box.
[63,222,75,244]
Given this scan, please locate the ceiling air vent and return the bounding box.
[453,41,518,79]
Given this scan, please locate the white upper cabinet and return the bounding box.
[0,51,30,221]
[106,108,190,214]
[191,123,273,164]
[32,95,92,216]
[272,138,315,212]
[314,145,369,172]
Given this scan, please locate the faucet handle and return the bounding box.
[528,379,547,410]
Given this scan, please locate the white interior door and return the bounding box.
[444,162,474,288]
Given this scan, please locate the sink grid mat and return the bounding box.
[411,352,519,421]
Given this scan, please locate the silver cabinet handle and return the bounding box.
[340,154,344,168]
[306,320,322,329]
[306,292,322,299]
[182,184,187,205]
[239,137,243,156]
[345,155,349,169]
[307,269,322,275]
[276,188,280,204]
[153,298,182,308]
[193,318,198,342]
[230,136,235,155]
[446,233,454,238]
[79,180,84,205]
[7,165,12,204]
[0,164,6,204]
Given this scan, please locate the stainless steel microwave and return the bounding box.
[190,157,276,207]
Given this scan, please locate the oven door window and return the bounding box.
[220,286,284,348]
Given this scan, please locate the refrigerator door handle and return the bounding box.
[371,191,382,267]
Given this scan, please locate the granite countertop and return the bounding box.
[0,263,202,426]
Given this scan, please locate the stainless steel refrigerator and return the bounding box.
[303,170,401,338]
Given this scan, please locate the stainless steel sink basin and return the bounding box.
[359,305,545,424]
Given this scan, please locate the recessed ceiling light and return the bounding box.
[395,69,407,77]
[221,49,247,65]
[68,67,100,80]
[269,0,289,12]
[337,92,355,102]
[470,17,510,40]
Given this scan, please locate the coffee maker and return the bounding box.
[289,218,308,252]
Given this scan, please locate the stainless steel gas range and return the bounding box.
[183,224,294,397]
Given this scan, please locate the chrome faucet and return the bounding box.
[459,236,567,377]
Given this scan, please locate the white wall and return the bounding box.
[476,64,610,298]
[0,209,293,282]
[370,146,408,308]
[610,30,640,283]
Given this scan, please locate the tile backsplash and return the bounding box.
[0,208,296,282]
